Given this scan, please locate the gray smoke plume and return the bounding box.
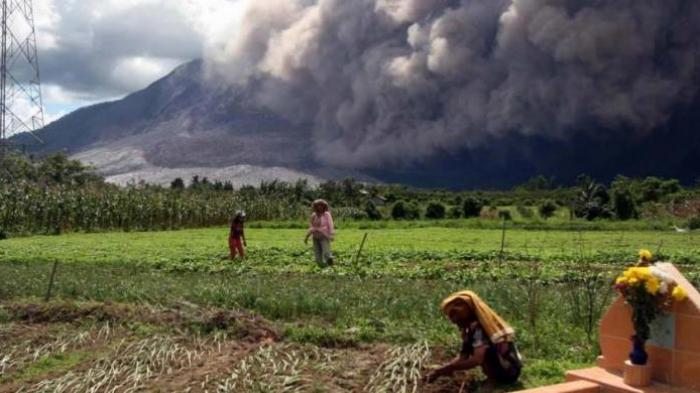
[207,0,700,168]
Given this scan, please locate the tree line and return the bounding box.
[1,153,698,237]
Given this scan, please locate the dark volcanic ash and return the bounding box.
[207,0,700,168]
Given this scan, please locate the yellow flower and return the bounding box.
[629,277,639,285]
[624,267,651,281]
[672,285,688,301]
[616,276,628,285]
[639,249,653,262]
[645,277,661,295]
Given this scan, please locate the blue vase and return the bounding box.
[629,335,648,365]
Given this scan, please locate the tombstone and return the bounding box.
[517,263,700,393]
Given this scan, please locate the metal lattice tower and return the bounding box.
[0,0,44,156]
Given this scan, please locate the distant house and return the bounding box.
[372,196,387,206]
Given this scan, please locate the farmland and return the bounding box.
[3,154,700,391]
[2,224,699,391]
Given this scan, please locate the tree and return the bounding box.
[170,178,185,189]
[520,175,556,191]
[191,175,200,188]
[538,200,557,220]
[573,175,612,220]
[391,200,420,220]
[365,200,383,220]
[425,201,446,219]
[391,201,407,220]
[463,196,483,218]
[611,176,638,220]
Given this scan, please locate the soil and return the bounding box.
[3,301,280,343]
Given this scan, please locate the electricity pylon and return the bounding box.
[0,0,44,157]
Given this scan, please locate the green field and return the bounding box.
[2,225,699,391]
[2,225,699,280]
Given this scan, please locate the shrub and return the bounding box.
[425,201,446,219]
[448,206,462,219]
[463,196,483,218]
[405,201,422,220]
[538,200,558,220]
[516,204,534,219]
[498,210,512,221]
[689,217,700,230]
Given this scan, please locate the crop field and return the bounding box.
[2,225,699,280]
[1,224,699,392]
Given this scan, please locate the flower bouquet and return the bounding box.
[614,250,688,365]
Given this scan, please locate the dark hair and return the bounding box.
[232,211,246,224]
[312,199,330,213]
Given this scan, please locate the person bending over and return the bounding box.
[425,290,523,387]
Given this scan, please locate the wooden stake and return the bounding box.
[45,259,59,302]
[354,232,368,265]
[499,218,507,263]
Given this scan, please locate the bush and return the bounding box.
[425,201,446,219]
[516,204,534,219]
[498,210,512,221]
[448,206,462,219]
[365,200,383,220]
[689,217,700,230]
[463,196,483,218]
[538,200,558,220]
[405,201,421,220]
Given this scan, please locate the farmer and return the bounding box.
[304,199,335,267]
[424,290,523,387]
[228,210,247,259]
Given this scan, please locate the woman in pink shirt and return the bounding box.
[304,199,335,267]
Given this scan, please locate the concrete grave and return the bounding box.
[517,263,700,393]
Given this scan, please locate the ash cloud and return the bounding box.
[207,0,700,168]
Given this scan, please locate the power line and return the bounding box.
[0,0,44,157]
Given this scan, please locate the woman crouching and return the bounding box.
[424,290,523,387]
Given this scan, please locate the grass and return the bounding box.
[6,351,90,383]
[2,226,698,282]
[1,261,606,360]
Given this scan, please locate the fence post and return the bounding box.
[354,232,368,266]
[45,259,59,302]
[499,218,507,263]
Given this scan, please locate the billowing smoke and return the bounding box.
[207,0,700,168]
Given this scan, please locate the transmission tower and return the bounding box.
[0,0,44,156]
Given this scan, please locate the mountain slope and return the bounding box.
[16,60,319,181]
[12,59,700,189]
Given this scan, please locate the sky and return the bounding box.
[34,0,243,124]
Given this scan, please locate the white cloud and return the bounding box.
[110,56,183,91]
[30,0,244,118]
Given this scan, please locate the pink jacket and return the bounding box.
[308,211,335,240]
